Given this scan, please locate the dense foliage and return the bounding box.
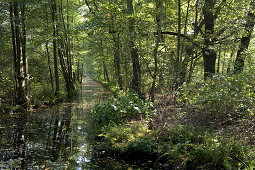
[90,97,254,168]
[177,70,255,126]
[92,93,155,126]
[0,0,85,111]
[1,0,255,168]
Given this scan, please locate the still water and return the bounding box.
[0,77,136,169]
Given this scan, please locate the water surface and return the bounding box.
[0,77,136,169]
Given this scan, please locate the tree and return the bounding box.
[202,0,217,80]
[127,0,141,96]
[9,1,29,108]
[50,0,60,98]
[234,1,255,73]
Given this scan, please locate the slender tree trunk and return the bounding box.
[45,4,54,91]
[110,15,123,89]
[180,0,190,60]
[127,0,141,96]
[20,0,28,93]
[150,0,162,102]
[188,0,199,83]
[46,42,54,90]
[124,51,129,93]
[177,0,181,64]
[227,50,234,73]
[179,0,191,85]
[13,1,27,107]
[58,0,75,97]
[81,64,84,83]
[14,1,23,102]
[217,43,222,74]
[50,0,60,98]
[112,31,123,90]
[103,61,110,82]
[234,1,255,73]
[222,53,225,74]
[9,2,18,101]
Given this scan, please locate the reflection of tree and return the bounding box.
[51,104,72,161]
[13,112,28,169]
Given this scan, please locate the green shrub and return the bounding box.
[129,134,156,154]
[177,72,255,121]
[31,84,56,106]
[155,126,253,169]
[98,121,152,152]
[92,93,155,126]
[185,139,251,169]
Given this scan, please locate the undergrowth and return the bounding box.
[177,72,255,126]
[90,89,255,169]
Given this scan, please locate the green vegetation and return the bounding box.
[1,0,255,169]
[177,71,255,126]
[89,90,255,169]
[92,93,155,126]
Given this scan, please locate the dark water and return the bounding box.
[0,77,137,169]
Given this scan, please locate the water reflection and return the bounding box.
[0,77,149,169]
[51,104,72,163]
[13,112,27,169]
[0,77,112,169]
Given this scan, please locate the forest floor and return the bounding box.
[155,92,255,142]
[90,83,255,169]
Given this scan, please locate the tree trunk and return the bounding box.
[50,0,60,98]
[203,0,217,80]
[103,61,110,82]
[150,0,162,102]
[9,2,18,101]
[188,0,199,83]
[217,43,222,74]
[45,4,54,91]
[12,1,28,107]
[179,0,191,86]
[20,0,28,93]
[222,53,225,74]
[112,31,123,90]
[127,0,141,96]
[234,1,255,73]
[177,0,181,64]
[58,2,75,97]
[46,42,54,91]
[227,50,234,73]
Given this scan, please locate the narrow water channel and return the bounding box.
[0,77,134,169]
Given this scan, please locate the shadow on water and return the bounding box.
[0,77,136,169]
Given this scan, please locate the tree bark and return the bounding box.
[177,0,181,64]
[110,15,123,90]
[150,0,162,102]
[46,42,54,91]
[45,4,54,91]
[20,0,28,93]
[103,61,110,82]
[234,1,255,73]
[188,0,199,83]
[127,0,141,96]
[112,30,123,90]
[58,0,75,97]
[217,43,222,74]
[9,2,18,100]
[12,1,28,107]
[50,0,60,98]
[203,0,217,80]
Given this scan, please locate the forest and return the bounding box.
[0,0,255,169]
